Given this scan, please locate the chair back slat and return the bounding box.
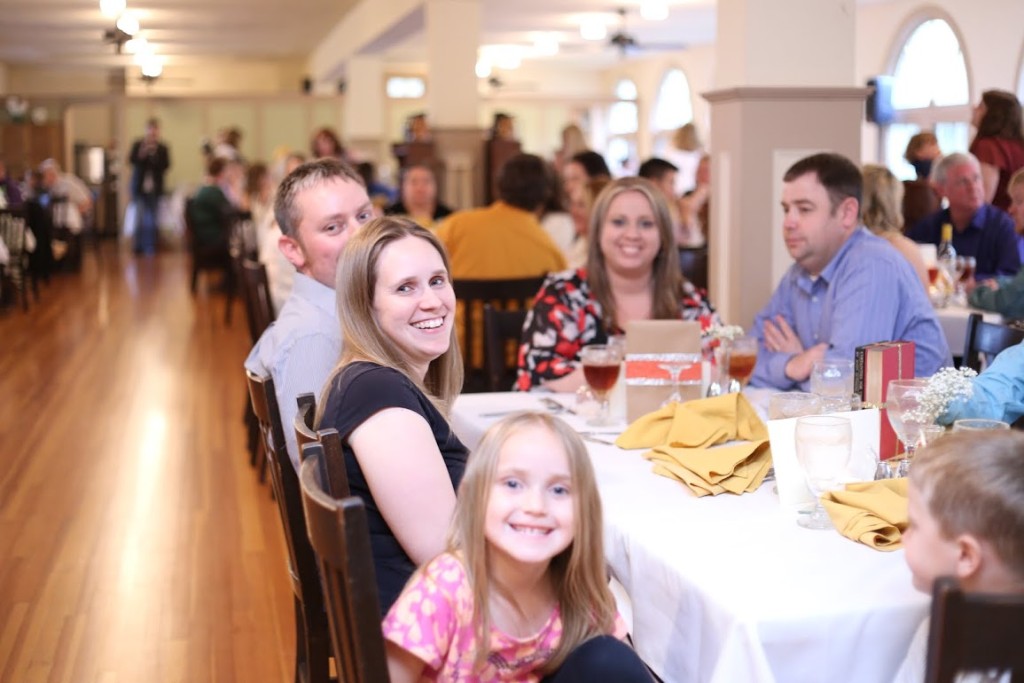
[241,258,275,343]
[924,576,1024,682]
[963,313,1024,372]
[245,370,332,682]
[483,304,528,391]
[300,449,390,683]
[294,393,351,498]
[453,276,545,392]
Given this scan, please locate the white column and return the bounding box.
[343,55,386,161]
[425,0,480,128]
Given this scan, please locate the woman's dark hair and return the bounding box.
[976,90,1024,144]
[569,150,611,180]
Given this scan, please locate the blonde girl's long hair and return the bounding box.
[316,216,463,423]
[449,412,617,673]
[861,164,905,234]
[586,177,684,332]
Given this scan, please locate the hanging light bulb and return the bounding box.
[640,1,669,21]
[124,35,148,55]
[116,11,140,36]
[475,57,492,79]
[532,32,560,57]
[140,55,163,79]
[580,18,608,41]
[99,0,126,18]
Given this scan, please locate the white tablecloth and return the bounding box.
[452,392,929,683]
[934,303,1002,357]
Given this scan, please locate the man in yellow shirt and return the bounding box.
[437,153,567,278]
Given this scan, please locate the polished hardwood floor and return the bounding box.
[0,245,294,682]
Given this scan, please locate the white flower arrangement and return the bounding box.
[909,366,977,423]
[704,324,745,342]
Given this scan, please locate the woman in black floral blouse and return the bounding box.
[515,176,720,391]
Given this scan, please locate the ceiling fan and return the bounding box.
[604,6,686,56]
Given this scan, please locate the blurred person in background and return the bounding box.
[861,164,929,290]
[384,164,452,230]
[969,89,1024,212]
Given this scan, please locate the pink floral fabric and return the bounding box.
[382,553,626,682]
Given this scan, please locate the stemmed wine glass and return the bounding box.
[886,378,931,467]
[794,415,853,530]
[658,353,702,406]
[721,336,758,392]
[580,344,624,426]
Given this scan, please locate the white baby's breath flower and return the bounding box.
[704,324,745,342]
[907,366,976,423]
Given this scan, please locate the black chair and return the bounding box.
[962,313,1024,372]
[299,448,390,683]
[245,371,333,683]
[452,276,544,393]
[294,393,350,498]
[185,196,235,322]
[240,258,275,344]
[678,245,708,291]
[924,576,1024,682]
[0,209,35,310]
[483,304,528,391]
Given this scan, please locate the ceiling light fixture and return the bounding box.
[99,0,126,18]
[115,11,139,36]
[532,32,560,57]
[580,18,608,41]
[640,1,669,21]
[140,55,163,81]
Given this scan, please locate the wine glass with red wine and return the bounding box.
[723,336,758,391]
[580,344,624,426]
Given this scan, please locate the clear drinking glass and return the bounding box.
[658,353,702,406]
[768,392,822,420]
[722,336,758,390]
[795,415,853,530]
[580,344,624,426]
[810,359,855,402]
[952,419,1010,432]
[886,379,932,461]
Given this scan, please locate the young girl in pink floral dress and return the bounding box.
[382,412,653,682]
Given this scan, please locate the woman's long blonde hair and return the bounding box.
[586,177,684,332]
[449,411,617,673]
[317,216,463,421]
[861,164,904,234]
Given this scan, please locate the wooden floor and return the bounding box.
[0,245,294,682]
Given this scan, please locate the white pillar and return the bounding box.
[425,0,480,128]
[343,55,386,161]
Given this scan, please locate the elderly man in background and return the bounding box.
[907,152,1019,281]
[245,158,375,470]
[750,152,950,392]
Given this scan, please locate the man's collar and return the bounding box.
[796,226,865,286]
[292,272,336,313]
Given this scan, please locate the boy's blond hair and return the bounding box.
[911,430,1024,581]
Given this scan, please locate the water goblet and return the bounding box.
[794,415,853,530]
[722,336,758,391]
[580,344,624,426]
[658,353,701,406]
[952,418,1010,432]
[885,379,932,461]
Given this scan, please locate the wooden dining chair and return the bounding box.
[453,276,545,393]
[924,575,1024,682]
[240,258,275,344]
[962,313,1024,372]
[299,447,390,683]
[483,304,528,391]
[678,245,708,291]
[245,371,333,683]
[0,209,35,311]
[294,393,351,498]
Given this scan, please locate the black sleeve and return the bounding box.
[321,365,426,439]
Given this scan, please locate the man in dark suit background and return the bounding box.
[129,118,171,255]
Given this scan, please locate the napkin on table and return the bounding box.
[615,393,773,497]
[820,478,909,551]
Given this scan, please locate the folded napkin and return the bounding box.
[820,478,909,551]
[615,393,773,496]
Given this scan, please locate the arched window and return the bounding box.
[884,18,970,179]
[607,78,638,175]
[652,68,693,133]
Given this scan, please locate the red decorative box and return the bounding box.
[854,341,916,460]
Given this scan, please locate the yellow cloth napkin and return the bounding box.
[820,478,909,551]
[615,393,773,497]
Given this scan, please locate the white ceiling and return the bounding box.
[0,0,718,75]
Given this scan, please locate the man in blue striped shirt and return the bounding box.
[750,152,951,392]
[245,158,377,470]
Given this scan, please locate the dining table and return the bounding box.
[451,391,930,683]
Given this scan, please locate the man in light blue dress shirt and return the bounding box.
[750,152,952,392]
[942,341,1024,426]
[245,158,376,470]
